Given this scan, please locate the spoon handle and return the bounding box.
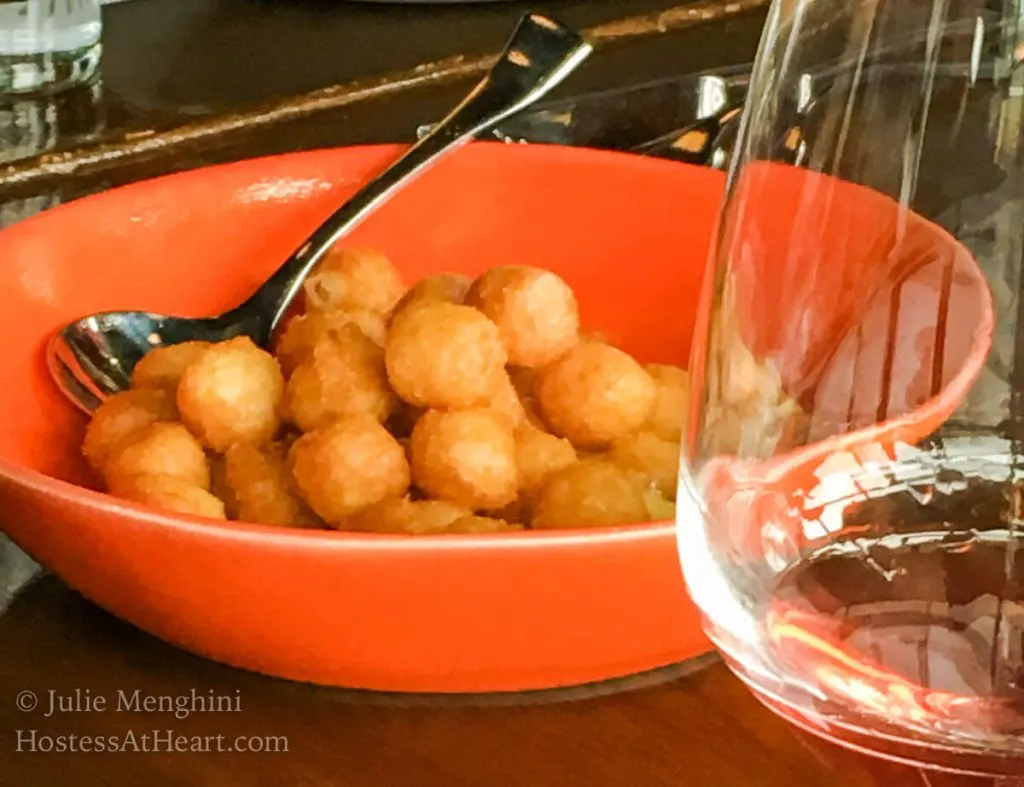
[629,103,744,166]
[230,12,593,345]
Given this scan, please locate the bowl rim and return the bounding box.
[0,141,706,550]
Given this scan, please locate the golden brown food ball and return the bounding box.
[390,273,471,320]
[284,325,394,433]
[82,388,178,473]
[644,363,690,443]
[487,372,527,431]
[177,336,285,453]
[531,460,649,529]
[506,366,547,430]
[274,309,386,375]
[464,266,579,368]
[515,424,577,499]
[116,474,226,519]
[409,409,517,510]
[642,487,676,521]
[447,515,522,533]
[347,498,521,534]
[224,442,320,528]
[103,422,210,496]
[385,302,507,409]
[535,343,656,449]
[395,498,472,533]
[289,416,410,523]
[130,341,212,391]
[303,247,405,316]
[346,497,470,534]
[609,430,681,500]
[208,454,240,520]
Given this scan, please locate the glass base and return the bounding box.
[729,663,1024,778]
[0,42,101,96]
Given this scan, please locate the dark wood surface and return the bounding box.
[0,7,769,201]
[15,0,726,155]
[0,567,1020,785]
[2,1,1022,785]
[1,0,770,184]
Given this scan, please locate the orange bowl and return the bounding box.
[0,143,722,693]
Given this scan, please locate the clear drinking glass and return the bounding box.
[0,0,101,95]
[677,0,1024,776]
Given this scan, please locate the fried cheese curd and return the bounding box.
[117,475,226,520]
[644,363,690,442]
[464,266,579,367]
[103,422,210,496]
[609,430,680,501]
[532,460,649,529]
[224,442,320,528]
[82,246,707,531]
[535,342,657,449]
[390,273,471,320]
[283,324,395,433]
[289,417,409,524]
[409,409,518,510]
[515,423,576,502]
[82,388,178,473]
[130,341,213,392]
[274,309,386,375]
[347,497,520,535]
[385,302,507,409]
[178,336,285,452]
[303,246,405,316]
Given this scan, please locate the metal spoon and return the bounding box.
[48,13,593,415]
[630,102,743,169]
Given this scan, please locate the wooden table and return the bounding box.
[0,564,1019,785]
[2,1,1021,784]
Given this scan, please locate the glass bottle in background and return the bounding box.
[0,77,104,227]
[0,0,101,95]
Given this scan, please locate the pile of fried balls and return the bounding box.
[81,247,689,534]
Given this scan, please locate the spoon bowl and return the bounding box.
[49,312,245,413]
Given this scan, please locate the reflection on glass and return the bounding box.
[0,77,103,227]
[677,0,1024,777]
[0,0,102,95]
